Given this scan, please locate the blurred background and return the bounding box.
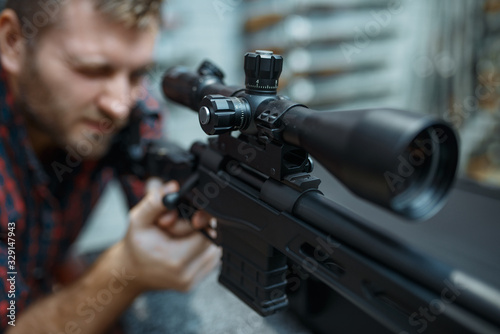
[63,0,499,332]
[157,0,500,185]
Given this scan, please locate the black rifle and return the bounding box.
[114,51,500,333]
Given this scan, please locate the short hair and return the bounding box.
[4,0,163,41]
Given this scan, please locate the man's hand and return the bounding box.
[146,178,214,238]
[120,179,221,292]
[9,179,219,334]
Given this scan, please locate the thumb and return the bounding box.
[145,177,163,194]
[130,181,179,228]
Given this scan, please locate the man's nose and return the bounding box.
[97,73,134,120]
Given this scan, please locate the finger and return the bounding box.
[130,181,179,228]
[162,181,180,195]
[158,218,196,238]
[181,245,221,291]
[145,177,163,194]
[191,211,213,229]
[166,220,195,238]
[157,211,179,228]
[172,231,214,265]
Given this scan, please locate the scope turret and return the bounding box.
[244,50,283,94]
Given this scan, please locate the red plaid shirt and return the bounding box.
[0,69,163,329]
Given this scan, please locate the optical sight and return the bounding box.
[162,51,459,220]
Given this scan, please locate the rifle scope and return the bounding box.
[162,51,459,220]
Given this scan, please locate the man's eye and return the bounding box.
[130,71,146,84]
[77,67,113,78]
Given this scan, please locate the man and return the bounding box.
[0,0,220,332]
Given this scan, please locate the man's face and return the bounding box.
[15,0,158,159]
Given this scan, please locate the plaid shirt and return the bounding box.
[0,69,163,329]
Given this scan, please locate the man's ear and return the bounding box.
[0,9,27,75]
